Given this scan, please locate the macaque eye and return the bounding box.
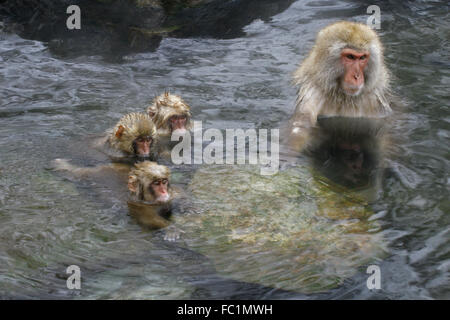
[162,179,168,184]
[346,54,356,60]
[152,180,161,186]
[137,136,152,143]
[171,115,186,121]
[360,55,367,60]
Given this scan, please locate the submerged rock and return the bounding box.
[177,164,387,293]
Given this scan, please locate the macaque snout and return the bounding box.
[152,179,170,202]
[170,115,187,133]
[340,49,369,96]
[339,142,364,173]
[135,136,152,156]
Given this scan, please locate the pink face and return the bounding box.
[134,136,152,156]
[169,115,187,132]
[151,179,170,202]
[340,48,369,96]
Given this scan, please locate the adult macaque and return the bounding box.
[104,112,158,162]
[147,92,192,137]
[287,21,393,152]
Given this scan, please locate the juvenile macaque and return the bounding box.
[127,161,173,203]
[147,92,192,137]
[127,161,183,241]
[52,113,157,188]
[287,21,393,152]
[52,159,182,241]
[104,112,158,161]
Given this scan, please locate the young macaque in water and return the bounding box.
[96,112,158,163]
[52,160,182,241]
[127,161,183,241]
[146,92,192,159]
[286,21,393,153]
[52,113,159,188]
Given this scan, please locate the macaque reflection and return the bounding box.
[307,117,384,191]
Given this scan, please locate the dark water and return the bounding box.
[0,0,448,299]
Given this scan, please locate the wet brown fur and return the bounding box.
[146,92,192,136]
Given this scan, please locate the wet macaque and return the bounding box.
[127,161,182,241]
[52,113,157,188]
[127,161,173,204]
[106,112,158,161]
[52,159,182,241]
[147,92,192,137]
[287,21,392,152]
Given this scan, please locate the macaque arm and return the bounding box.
[286,110,316,153]
[127,200,171,229]
[127,200,185,242]
[51,159,130,178]
[163,224,185,242]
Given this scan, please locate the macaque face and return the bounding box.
[134,136,152,157]
[169,115,187,134]
[150,178,170,202]
[338,142,364,174]
[340,48,369,96]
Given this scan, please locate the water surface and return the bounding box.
[0,0,448,299]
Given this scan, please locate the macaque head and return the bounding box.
[109,113,157,159]
[128,161,172,203]
[294,21,388,99]
[340,48,369,96]
[146,92,192,135]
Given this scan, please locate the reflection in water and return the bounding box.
[307,116,386,199]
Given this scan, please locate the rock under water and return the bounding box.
[177,164,387,293]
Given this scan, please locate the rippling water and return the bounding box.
[0,0,448,299]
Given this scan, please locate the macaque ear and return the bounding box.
[115,125,125,139]
[148,111,156,118]
[127,175,138,193]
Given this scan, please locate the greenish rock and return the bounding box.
[177,164,387,293]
